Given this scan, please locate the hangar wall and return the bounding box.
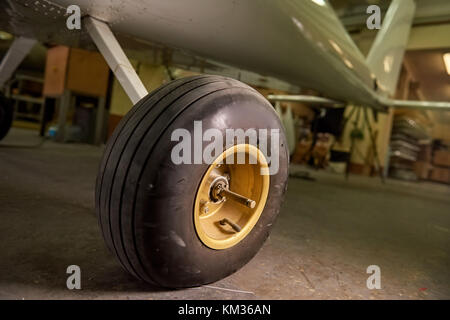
[336,22,450,173]
[107,61,169,137]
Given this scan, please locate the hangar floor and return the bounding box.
[1,128,449,300]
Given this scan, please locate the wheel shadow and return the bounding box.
[0,188,167,298]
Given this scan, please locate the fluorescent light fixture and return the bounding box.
[0,31,13,40]
[311,0,326,6]
[444,53,450,75]
[291,17,304,32]
[329,39,343,55]
[383,55,393,73]
[343,58,354,69]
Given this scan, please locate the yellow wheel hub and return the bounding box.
[194,144,270,250]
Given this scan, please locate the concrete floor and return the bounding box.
[0,128,449,300]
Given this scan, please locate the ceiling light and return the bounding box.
[0,31,13,40]
[311,0,326,6]
[444,53,450,75]
[329,39,343,55]
[344,58,354,69]
[383,55,393,73]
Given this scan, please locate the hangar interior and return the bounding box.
[0,0,449,299]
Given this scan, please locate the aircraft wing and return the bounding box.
[0,0,448,112]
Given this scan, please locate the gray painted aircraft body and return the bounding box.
[0,0,448,110]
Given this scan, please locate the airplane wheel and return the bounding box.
[96,75,289,288]
[0,94,13,141]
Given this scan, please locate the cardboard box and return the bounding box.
[66,48,109,97]
[417,144,432,162]
[43,46,109,98]
[429,167,450,184]
[43,46,70,97]
[433,150,450,167]
[291,140,312,164]
[414,161,432,180]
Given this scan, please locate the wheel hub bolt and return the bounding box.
[210,177,256,209]
[219,218,242,232]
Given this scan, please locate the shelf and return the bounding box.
[11,94,45,105]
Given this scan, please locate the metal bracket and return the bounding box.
[0,37,37,89]
[84,16,148,104]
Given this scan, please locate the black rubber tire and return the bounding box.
[0,94,13,141]
[96,75,289,288]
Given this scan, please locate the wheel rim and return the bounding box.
[194,144,270,250]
